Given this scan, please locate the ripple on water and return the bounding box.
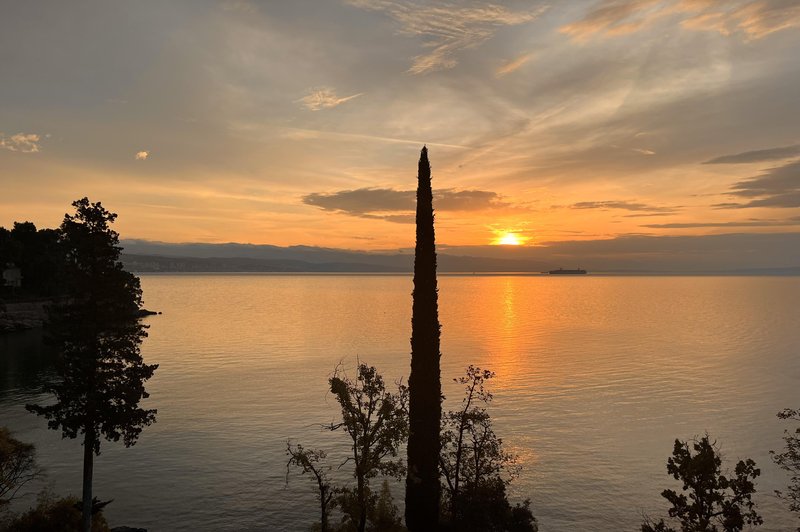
[0,275,798,531]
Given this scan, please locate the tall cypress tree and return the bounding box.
[405,146,442,530]
[27,198,157,532]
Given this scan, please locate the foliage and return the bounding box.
[335,480,406,532]
[0,222,66,298]
[642,435,762,532]
[3,493,109,532]
[328,363,408,532]
[287,443,337,532]
[288,364,408,532]
[439,366,536,532]
[368,480,405,532]
[0,428,40,512]
[771,408,800,531]
[407,145,442,531]
[25,198,158,532]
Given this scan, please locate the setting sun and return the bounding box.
[495,232,525,246]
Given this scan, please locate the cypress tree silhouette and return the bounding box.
[405,146,442,530]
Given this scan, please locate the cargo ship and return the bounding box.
[548,268,587,275]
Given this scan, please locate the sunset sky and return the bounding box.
[2,0,800,252]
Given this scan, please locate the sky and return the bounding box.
[2,0,800,254]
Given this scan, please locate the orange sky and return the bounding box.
[2,0,799,250]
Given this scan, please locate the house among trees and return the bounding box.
[2,263,22,288]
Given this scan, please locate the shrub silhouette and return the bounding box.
[772,408,800,531]
[642,435,762,532]
[439,366,537,532]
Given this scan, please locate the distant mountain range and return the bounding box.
[120,241,548,273]
[119,234,800,274]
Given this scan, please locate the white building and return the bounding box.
[2,264,22,288]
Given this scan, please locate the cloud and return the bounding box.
[715,159,800,208]
[298,87,364,111]
[623,212,675,218]
[632,148,656,155]
[135,150,150,160]
[347,1,543,74]
[0,132,42,153]
[270,126,469,149]
[560,0,664,41]
[703,144,800,164]
[220,0,259,14]
[495,52,535,77]
[682,0,800,40]
[302,187,511,222]
[304,188,414,214]
[642,218,800,228]
[570,200,679,213]
[561,0,800,42]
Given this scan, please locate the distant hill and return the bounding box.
[120,252,548,273]
[121,253,406,273]
[119,234,800,274]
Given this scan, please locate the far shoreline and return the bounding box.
[130,270,800,277]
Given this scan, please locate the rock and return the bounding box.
[111,527,147,532]
[0,300,48,333]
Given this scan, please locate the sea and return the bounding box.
[1,274,798,531]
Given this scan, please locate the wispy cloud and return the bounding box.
[561,0,800,42]
[237,123,470,150]
[681,0,800,40]
[347,1,544,74]
[643,218,800,228]
[495,52,535,77]
[298,87,364,111]
[0,132,42,153]
[560,0,664,41]
[220,0,259,14]
[703,144,800,164]
[570,200,679,213]
[135,150,150,160]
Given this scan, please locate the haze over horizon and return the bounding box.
[3,0,800,258]
[119,233,800,272]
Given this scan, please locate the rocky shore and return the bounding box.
[0,300,50,333]
[0,300,160,333]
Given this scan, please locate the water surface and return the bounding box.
[1,274,798,530]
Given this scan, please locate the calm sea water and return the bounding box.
[1,274,798,531]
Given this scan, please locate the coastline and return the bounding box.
[0,300,159,334]
[0,299,50,333]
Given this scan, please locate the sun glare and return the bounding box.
[495,232,524,246]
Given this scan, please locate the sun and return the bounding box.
[495,232,525,246]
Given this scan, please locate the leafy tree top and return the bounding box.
[26,198,157,454]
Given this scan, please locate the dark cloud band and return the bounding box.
[703,144,800,164]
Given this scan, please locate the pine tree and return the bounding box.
[405,146,442,530]
[27,198,158,532]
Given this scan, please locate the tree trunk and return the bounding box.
[406,146,442,531]
[452,380,477,515]
[81,428,95,532]
[320,488,328,532]
[357,470,366,532]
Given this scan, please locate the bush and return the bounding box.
[4,493,109,532]
[642,435,762,532]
